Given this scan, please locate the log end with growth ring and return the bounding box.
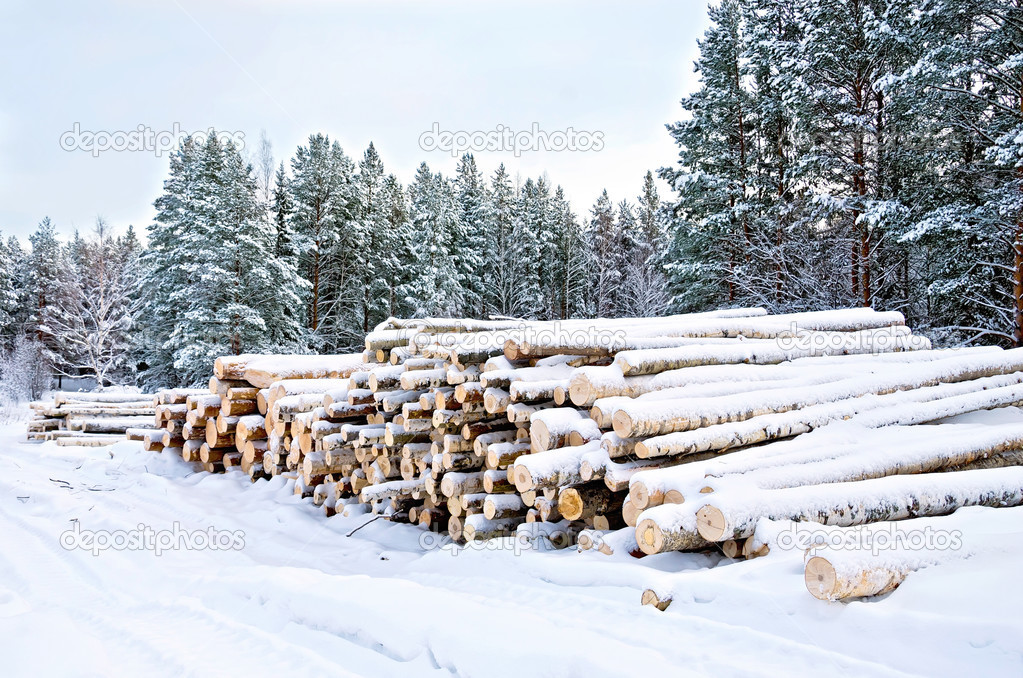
[634,440,652,459]
[611,410,635,438]
[569,381,590,408]
[695,505,728,542]
[512,465,534,493]
[635,517,664,555]
[664,489,686,505]
[630,483,655,510]
[558,488,584,521]
[804,556,839,601]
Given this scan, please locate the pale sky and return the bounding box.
[0,0,710,240]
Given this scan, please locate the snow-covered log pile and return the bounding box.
[124,306,1023,586]
[137,355,374,479]
[26,391,157,446]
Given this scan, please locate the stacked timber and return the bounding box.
[139,354,374,481]
[130,307,1023,574]
[27,391,157,446]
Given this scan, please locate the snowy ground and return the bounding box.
[1,420,1021,677]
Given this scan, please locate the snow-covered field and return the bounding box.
[1,419,1021,677]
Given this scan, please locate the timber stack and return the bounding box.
[127,306,1023,595]
[27,391,157,446]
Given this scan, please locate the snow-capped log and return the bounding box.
[440,471,486,498]
[635,373,1023,459]
[267,379,351,408]
[633,501,712,554]
[125,427,158,442]
[155,404,187,424]
[454,382,485,404]
[367,365,406,392]
[797,513,992,601]
[569,346,1000,407]
[485,441,531,468]
[693,466,1023,543]
[509,379,569,404]
[529,408,599,452]
[479,362,575,391]
[221,398,257,417]
[613,327,925,378]
[506,308,901,358]
[483,494,526,520]
[140,428,166,452]
[54,392,154,406]
[157,388,207,405]
[71,417,155,433]
[364,325,430,352]
[55,435,125,447]
[186,394,222,418]
[512,441,601,492]
[225,386,260,401]
[238,354,368,389]
[360,478,426,503]
[582,451,699,493]
[325,401,377,420]
[696,424,1023,496]
[271,394,326,422]
[483,387,511,414]
[613,349,1023,438]
[235,414,267,441]
[460,514,522,541]
[399,368,447,390]
[483,468,515,493]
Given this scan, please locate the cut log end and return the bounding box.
[641,589,672,611]
[512,465,533,493]
[558,488,584,521]
[804,556,839,601]
[695,505,728,542]
[635,518,664,555]
[610,410,634,438]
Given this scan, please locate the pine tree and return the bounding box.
[587,190,623,317]
[289,133,358,349]
[455,154,491,318]
[354,143,395,332]
[0,233,18,350]
[400,163,463,316]
[488,164,520,316]
[660,0,753,310]
[271,162,294,259]
[25,217,63,364]
[381,174,411,318]
[550,186,591,319]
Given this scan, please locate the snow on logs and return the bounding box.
[112,306,1023,580]
[27,391,158,442]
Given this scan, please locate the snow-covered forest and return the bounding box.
[662,0,1022,346]
[0,0,1019,393]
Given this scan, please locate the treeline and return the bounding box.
[659,0,1021,345]
[2,135,665,390]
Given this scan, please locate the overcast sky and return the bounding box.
[0,0,710,241]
